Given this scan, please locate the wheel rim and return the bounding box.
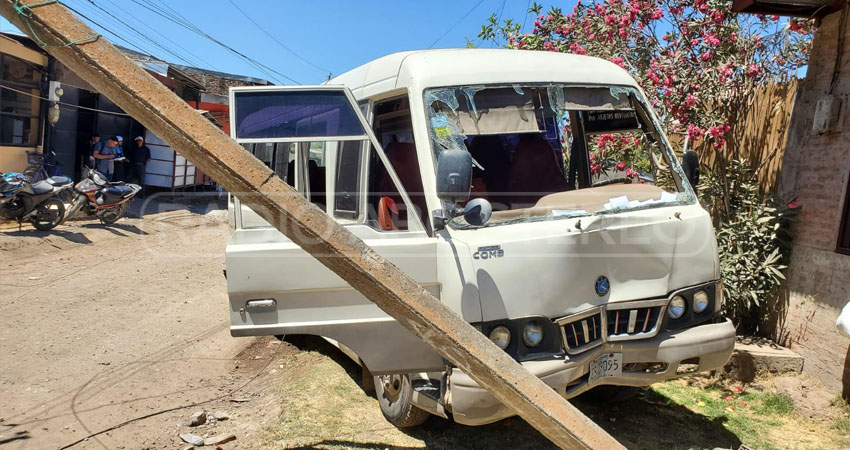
[379,374,403,404]
[100,203,126,222]
[34,200,63,227]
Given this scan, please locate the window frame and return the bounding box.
[0,53,42,147]
[228,85,425,232]
[837,172,850,255]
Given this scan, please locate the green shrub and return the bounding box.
[699,159,800,335]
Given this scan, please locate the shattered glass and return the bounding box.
[423,84,695,228]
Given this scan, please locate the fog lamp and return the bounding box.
[693,290,710,313]
[522,321,544,347]
[489,325,511,350]
[668,295,686,319]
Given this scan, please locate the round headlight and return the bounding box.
[522,321,544,347]
[668,295,686,319]
[489,325,511,350]
[693,290,710,313]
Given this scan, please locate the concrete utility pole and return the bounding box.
[0,2,624,448]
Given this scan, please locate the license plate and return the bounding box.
[588,352,622,384]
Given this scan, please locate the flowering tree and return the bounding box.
[479,1,813,335]
[479,1,813,151]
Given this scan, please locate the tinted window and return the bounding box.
[234,90,365,139]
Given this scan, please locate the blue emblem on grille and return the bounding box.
[595,276,610,297]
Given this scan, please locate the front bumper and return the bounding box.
[448,318,735,426]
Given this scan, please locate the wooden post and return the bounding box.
[0,2,624,448]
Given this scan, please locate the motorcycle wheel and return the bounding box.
[99,202,128,224]
[31,198,65,231]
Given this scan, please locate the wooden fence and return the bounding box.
[671,79,799,195]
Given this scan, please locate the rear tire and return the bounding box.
[374,374,429,428]
[99,202,128,224]
[31,198,65,231]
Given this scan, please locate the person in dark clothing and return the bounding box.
[84,133,100,168]
[128,136,151,193]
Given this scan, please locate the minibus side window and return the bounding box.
[334,140,362,220]
[365,96,427,233]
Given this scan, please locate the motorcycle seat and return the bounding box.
[31,180,54,194]
[105,185,134,197]
[47,176,72,186]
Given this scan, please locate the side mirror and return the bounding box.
[681,150,700,188]
[435,149,472,203]
[463,198,492,226]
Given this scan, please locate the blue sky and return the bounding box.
[0,0,542,84]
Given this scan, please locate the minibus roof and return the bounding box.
[327,49,640,99]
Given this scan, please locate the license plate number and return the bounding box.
[588,352,622,384]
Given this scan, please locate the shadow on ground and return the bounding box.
[2,228,93,244]
[284,335,741,450]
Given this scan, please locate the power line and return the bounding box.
[225,0,331,76]
[128,0,299,84]
[81,0,204,68]
[0,83,130,116]
[428,0,487,49]
[61,2,158,58]
[98,0,220,71]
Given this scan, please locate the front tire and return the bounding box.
[99,202,128,224]
[374,374,429,428]
[31,198,65,231]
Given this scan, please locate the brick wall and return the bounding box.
[779,10,850,393]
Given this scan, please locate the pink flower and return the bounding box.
[626,167,637,178]
[700,51,711,61]
[619,28,628,39]
[610,57,625,68]
[616,161,627,171]
[591,163,602,175]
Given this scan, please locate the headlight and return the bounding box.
[522,321,544,347]
[668,295,686,319]
[489,325,511,350]
[715,282,724,313]
[693,290,710,313]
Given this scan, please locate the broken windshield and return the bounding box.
[423,84,694,229]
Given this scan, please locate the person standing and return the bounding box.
[84,133,100,168]
[129,136,151,193]
[114,136,126,181]
[93,136,118,181]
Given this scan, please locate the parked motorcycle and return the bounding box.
[63,158,141,224]
[1,172,72,230]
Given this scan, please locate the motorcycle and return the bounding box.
[63,157,141,224]
[1,172,72,231]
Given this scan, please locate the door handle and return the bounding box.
[245,299,276,310]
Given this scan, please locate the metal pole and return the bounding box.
[0,2,624,448]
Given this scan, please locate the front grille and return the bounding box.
[607,305,662,338]
[558,310,603,354]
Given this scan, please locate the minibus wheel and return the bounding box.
[374,373,429,427]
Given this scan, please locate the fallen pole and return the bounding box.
[0,2,624,448]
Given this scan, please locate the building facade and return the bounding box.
[775,8,850,395]
[0,32,269,185]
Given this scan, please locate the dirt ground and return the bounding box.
[2,194,850,450]
[0,195,287,449]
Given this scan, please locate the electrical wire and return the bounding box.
[99,0,219,71]
[225,0,330,76]
[128,0,299,84]
[81,0,197,67]
[428,0,487,49]
[81,0,211,70]
[56,341,283,449]
[0,82,131,116]
[60,1,159,59]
